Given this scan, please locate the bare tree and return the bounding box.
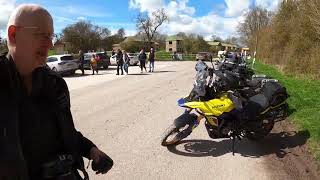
[304,0,320,38]
[117,28,125,39]
[136,8,168,49]
[211,34,223,42]
[238,7,272,54]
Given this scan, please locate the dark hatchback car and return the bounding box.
[83,52,110,69]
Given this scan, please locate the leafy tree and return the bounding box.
[120,38,144,52]
[62,21,111,53]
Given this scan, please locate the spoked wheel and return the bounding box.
[246,118,274,141]
[161,124,192,146]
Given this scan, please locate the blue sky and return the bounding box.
[0,0,282,40]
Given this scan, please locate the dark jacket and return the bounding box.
[148,51,155,62]
[79,52,85,65]
[138,52,147,62]
[0,53,95,180]
[116,51,123,65]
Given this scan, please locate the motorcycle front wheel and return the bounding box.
[161,123,192,146]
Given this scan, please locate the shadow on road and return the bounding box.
[127,73,151,76]
[167,130,310,158]
[152,70,176,73]
[63,73,90,78]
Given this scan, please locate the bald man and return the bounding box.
[0,4,113,180]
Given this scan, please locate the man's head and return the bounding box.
[7,4,53,76]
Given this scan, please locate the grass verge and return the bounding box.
[254,60,320,161]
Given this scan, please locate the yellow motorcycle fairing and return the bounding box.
[179,94,235,116]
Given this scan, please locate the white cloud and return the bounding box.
[0,0,16,31]
[129,0,247,39]
[255,0,282,11]
[225,0,251,17]
[77,17,86,21]
[129,0,283,40]
[129,0,164,12]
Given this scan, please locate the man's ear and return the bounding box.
[8,25,17,44]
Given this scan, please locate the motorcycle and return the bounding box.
[161,60,289,154]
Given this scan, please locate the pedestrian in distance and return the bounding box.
[148,47,155,72]
[91,54,98,75]
[78,50,85,75]
[138,48,147,73]
[123,50,130,75]
[116,49,124,75]
[0,4,113,180]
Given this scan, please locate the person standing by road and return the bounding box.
[123,50,130,75]
[116,49,124,75]
[91,54,98,75]
[138,48,147,73]
[78,50,85,75]
[148,47,155,72]
[0,4,113,179]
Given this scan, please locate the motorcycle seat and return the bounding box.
[247,79,260,87]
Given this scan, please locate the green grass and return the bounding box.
[155,51,197,61]
[254,60,320,160]
[48,49,56,56]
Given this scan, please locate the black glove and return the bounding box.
[92,154,114,174]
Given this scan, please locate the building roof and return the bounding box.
[53,40,65,47]
[122,36,159,44]
[221,43,239,48]
[207,41,222,46]
[166,35,183,41]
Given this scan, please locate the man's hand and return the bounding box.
[90,147,114,174]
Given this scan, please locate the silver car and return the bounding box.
[110,52,139,66]
[127,53,139,66]
[47,54,79,75]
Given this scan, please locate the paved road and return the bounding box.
[64,62,318,180]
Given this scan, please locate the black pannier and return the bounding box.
[261,81,288,106]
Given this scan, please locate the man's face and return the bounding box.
[14,14,53,73]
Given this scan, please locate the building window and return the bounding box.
[169,41,172,44]
[169,48,172,52]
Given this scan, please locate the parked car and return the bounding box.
[83,52,110,69]
[47,54,79,75]
[109,54,117,66]
[110,52,139,66]
[196,52,213,61]
[127,53,139,66]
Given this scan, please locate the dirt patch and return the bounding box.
[263,120,320,179]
